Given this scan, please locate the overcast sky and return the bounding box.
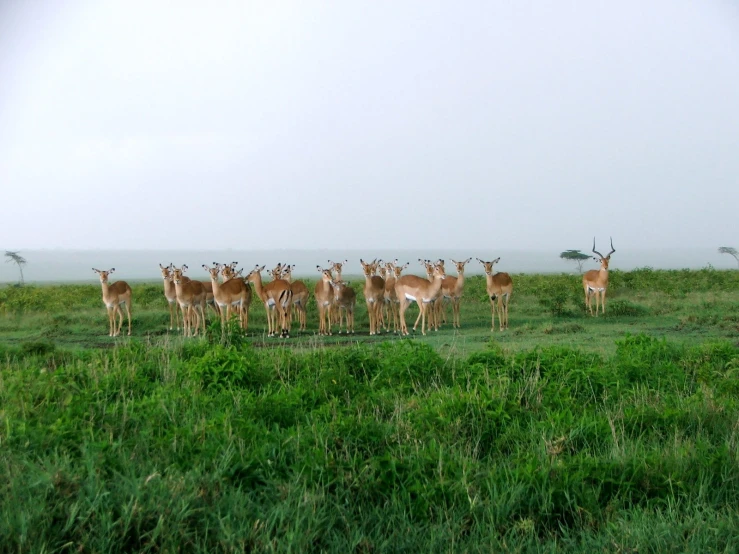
[1,1,738,252]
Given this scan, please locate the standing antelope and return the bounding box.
[436,258,471,328]
[360,259,386,335]
[331,280,356,334]
[171,265,207,336]
[315,266,335,336]
[203,263,251,332]
[93,268,132,336]
[477,258,513,331]
[382,260,407,333]
[415,259,441,331]
[159,263,181,331]
[583,237,616,316]
[246,265,293,338]
[327,260,347,322]
[282,264,310,332]
[395,262,446,336]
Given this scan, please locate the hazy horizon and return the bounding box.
[2,1,738,252]
[1,247,736,283]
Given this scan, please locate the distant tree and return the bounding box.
[4,251,27,285]
[718,246,739,268]
[560,249,590,274]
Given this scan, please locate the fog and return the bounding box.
[1,1,738,254]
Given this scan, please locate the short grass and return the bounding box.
[1,268,738,551]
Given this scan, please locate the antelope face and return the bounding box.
[597,256,611,270]
[282,265,294,280]
[393,263,408,278]
[423,263,434,279]
[477,258,499,276]
[159,264,173,280]
[360,259,376,278]
[246,265,265,283]
[203,264,220,281]
[172,267,185,285]
[268,263,283,280]
[432,264,446,280]
[452,258,471,275]
[328,260,346,279]
[93,268,114,283]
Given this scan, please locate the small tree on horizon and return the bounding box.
[4,251,27,286]
[718,246,739,268]
[560,249,590,274]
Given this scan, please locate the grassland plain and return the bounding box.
[1,268,738,552]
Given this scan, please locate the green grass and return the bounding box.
[1,268,738,552]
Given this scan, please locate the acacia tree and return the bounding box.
[718,246,739,268]
[560,249,590,274]
[4,251,27,285]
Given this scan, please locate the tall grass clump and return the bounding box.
[2,333,739,551]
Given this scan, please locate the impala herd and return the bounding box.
[93,239,616,338]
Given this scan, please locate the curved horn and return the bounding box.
[606,237,616,257]
[592,237,605,259]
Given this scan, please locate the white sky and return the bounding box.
[1,0,738,252]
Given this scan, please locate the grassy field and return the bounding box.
[1,267,738,552]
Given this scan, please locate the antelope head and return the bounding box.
[92,268,115,283]
[451,258,471,275]
[477,258,501,276]
[592,237,616,269]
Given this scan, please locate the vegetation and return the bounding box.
[1,267,738,551]
[718,246,739,268]
[4,250,27,286]
[559,249,590,273]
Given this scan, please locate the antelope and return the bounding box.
[315,266,335,335]
[221,264,253,326]
[360,259,386,335]
[477,258,513,331]
[382,261,407,333]
[92,268,132,336]
[583,237,616,316]
[331,279,356,334]
[395,262,446,336]
[203,263,252,332]
[246,265,293,338]
[268,263,284,280]
[171,265,207,336]
[282,264,310,332]
[436,258,471,329]
[415,259,441,331]
[327,260,347,322]
[328,260,347,280]
[159,263,181,331]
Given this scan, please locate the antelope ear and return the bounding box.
[109,268,115,273]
